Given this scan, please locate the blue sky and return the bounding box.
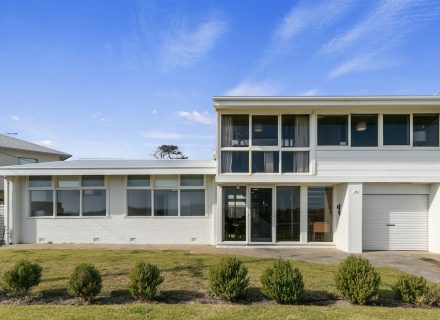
[1,0,440,160]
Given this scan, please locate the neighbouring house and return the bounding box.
[0,134,71,233]
[1,96,440,254]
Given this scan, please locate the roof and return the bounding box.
[213,95,440,110]
[0,134,71,160]
[0,159,217,176]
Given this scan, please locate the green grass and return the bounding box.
[0,248,436,319]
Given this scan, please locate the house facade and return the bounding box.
[1,96,440,253]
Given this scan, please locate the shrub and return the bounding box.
[128,262,164,300]
[208,256,249,301]
[393,274,428,304]
[68,263,102,303]
[335,255,381,305]
[2,260,42,297]
[418,284,440,307]
[260,259,304,304]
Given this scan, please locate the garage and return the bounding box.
[363,185,428,251]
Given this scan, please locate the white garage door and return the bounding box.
[363,194,428,251]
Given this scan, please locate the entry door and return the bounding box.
[250,188,273,243]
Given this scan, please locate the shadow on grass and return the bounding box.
[40,288,70,301]
[158,290,206,303]
[165,258,205,278]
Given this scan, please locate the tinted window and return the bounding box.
[56,190,80,216]
[180,190,205,216]
[29,176,51,188]
[127,175,150,187]
[221,115,249,147]
[82,176,104,187]
[282,115,309,147]
[83,189,106,216]
[413,114,439,147]
[308,187,333,242]
[277,187,300,241]
[252,116,278,146]
[180,175,204,186]
[30,190,53,216]
[282,151,309,173]
[221,151,249,173]
[383,114,410,145]
[252,151,279,173]
[223,187,246,241]
[351,114,378,147]
[127,189,151,216]
[154,190,178,216]
[317,115,348,146]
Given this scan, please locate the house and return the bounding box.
[0,134,71,232]
[0,96,440,254]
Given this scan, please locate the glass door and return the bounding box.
[250,188,273,242]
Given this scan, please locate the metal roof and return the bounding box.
[0,134,71,159]
[0,159,217,176]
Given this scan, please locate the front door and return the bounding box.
[250,188,273,242]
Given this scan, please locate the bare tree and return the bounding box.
[153,145,188,159]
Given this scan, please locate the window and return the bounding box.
[221,115,249,147]
[56,190,80,216]
[180,175,204,186]
[82,175,105,187]
[30,190,53,216]
[252,151,279,173]
[223,187,246,241]
[154,190,178,216]
[18,157,37,165]
[308,187,333,242]
[83,189,106,216]
[281,151,309,173]
[413,114,439,147]
[317,115,348,146]
[351,114,378,147]
[282,115,309,147]
[127,175,150,187]
[154,175,178,188]
[57,176,80,188]
[252,115,278,146]
[383,114,410,145]
[29,176,52,188]
[221,151,249,173]
[180,190,205,216]
[127,189,151,216]
[276,187,300,241]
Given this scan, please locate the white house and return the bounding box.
[1,96,440,254]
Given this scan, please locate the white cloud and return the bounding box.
[161,17,228,69]
[296,89,319,96]
[36,140,55,147]
[152,110,157,114]
[11,115,20,121]
[225,80,281,96]
[178,111,214,125]
[99,117,108,123]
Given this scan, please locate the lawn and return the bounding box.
[0,248,438,319]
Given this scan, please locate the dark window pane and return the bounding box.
[29,176,51,188]
[154,190,178,216]
[180,175,204,186]
[277,187,300,241]
[180,190,205,216]
[252,115,278,146]
[351,114,378,147]
[127,189,151,216]
[251,188,272,242]
[282,151,309,173]
[282,115,309,147]
[252,151,279,173]
[83,189,106,216]
[221,151,249,173]
[317,115,348,146]
[56,190,80,216]
[82,176,105,187]
[221,115,249,147]
[308,187,333,242]
[223,187,246,241]
[413,114,439,147]
[30,190,53,216]
[383,114,410,145]
[127,175,150,187]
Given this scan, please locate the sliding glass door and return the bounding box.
[276,187,300,241]
[250,188,273,242]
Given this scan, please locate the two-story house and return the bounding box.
[0,96,439,254]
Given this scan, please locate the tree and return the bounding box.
[153,145,188,159]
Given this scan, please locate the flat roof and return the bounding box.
[0,159,217,176]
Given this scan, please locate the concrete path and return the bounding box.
[2,244,440,283]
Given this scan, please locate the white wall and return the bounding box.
[429,184,440,253]
[15,175,215,245]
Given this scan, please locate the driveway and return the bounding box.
[2,243,440,283]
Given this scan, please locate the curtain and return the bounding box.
[295,115,309,147]
[263,152,274,173]
[293,151,309,173]
[221,152,233,173]
[221,115,233,147]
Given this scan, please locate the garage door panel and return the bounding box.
[363,194,428,251]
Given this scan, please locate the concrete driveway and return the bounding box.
[2,244,440,283]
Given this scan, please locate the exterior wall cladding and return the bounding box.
[2,96,440,254]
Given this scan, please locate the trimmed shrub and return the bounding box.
[335,255,381,305]
[260,259,304,304]
[68,263,102,303]
[128,262,164,300]
[393,274,428,304]
[2,260,42,297]
[208,256,249,301]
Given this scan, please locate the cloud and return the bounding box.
[99,117,109,123]
[178,111,214,125]
[36,140,56,147]
[142,130,214,140]
[296,89,319,96]
[225,80,281,96]
[161,17,228,69]
[11,115,19,121]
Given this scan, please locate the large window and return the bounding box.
[252,115,278,146]
[221,115,249,147]
[317,115,348,146]
[252,151,279,173]
[282,115,309,147]
[154,190,178,216]
[127,175,151,216]
[281,151,309,173]
[276,187,300,241]
[56,190,80,216]
[308,187,333,242]
[351,114,378,147]
[180,175,205,216]
[221,151,249,173]
[30,190,53,217]
[413,114,439,147]
[383,114,410,145]
[223,187,246,241]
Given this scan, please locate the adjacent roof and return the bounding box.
[0,159,217,176]
[213,95,440,109]
[0,134,71,160]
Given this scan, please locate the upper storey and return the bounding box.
[213,96,440,183]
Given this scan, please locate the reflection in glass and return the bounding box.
[30,190,53,216]
[127,189,151,216]
[251,188,272,242]
[223,187,246,241]
[252,151,279,173]
[276,187,300,241]
[351,114,378,147]
[180,190,205,216]
[281,151,309,173]
[127,175,150,187]
[282,115,309,147]
[56,190,80,216]
[308,187,333,242]
[317,115,348,146]
[221,115,249,147]
[383,114,410,145]
[252,116,278,146]
[221,151,249,173]
[154,190,178,216]
[83,189,106,216]
[413,114,439,147]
